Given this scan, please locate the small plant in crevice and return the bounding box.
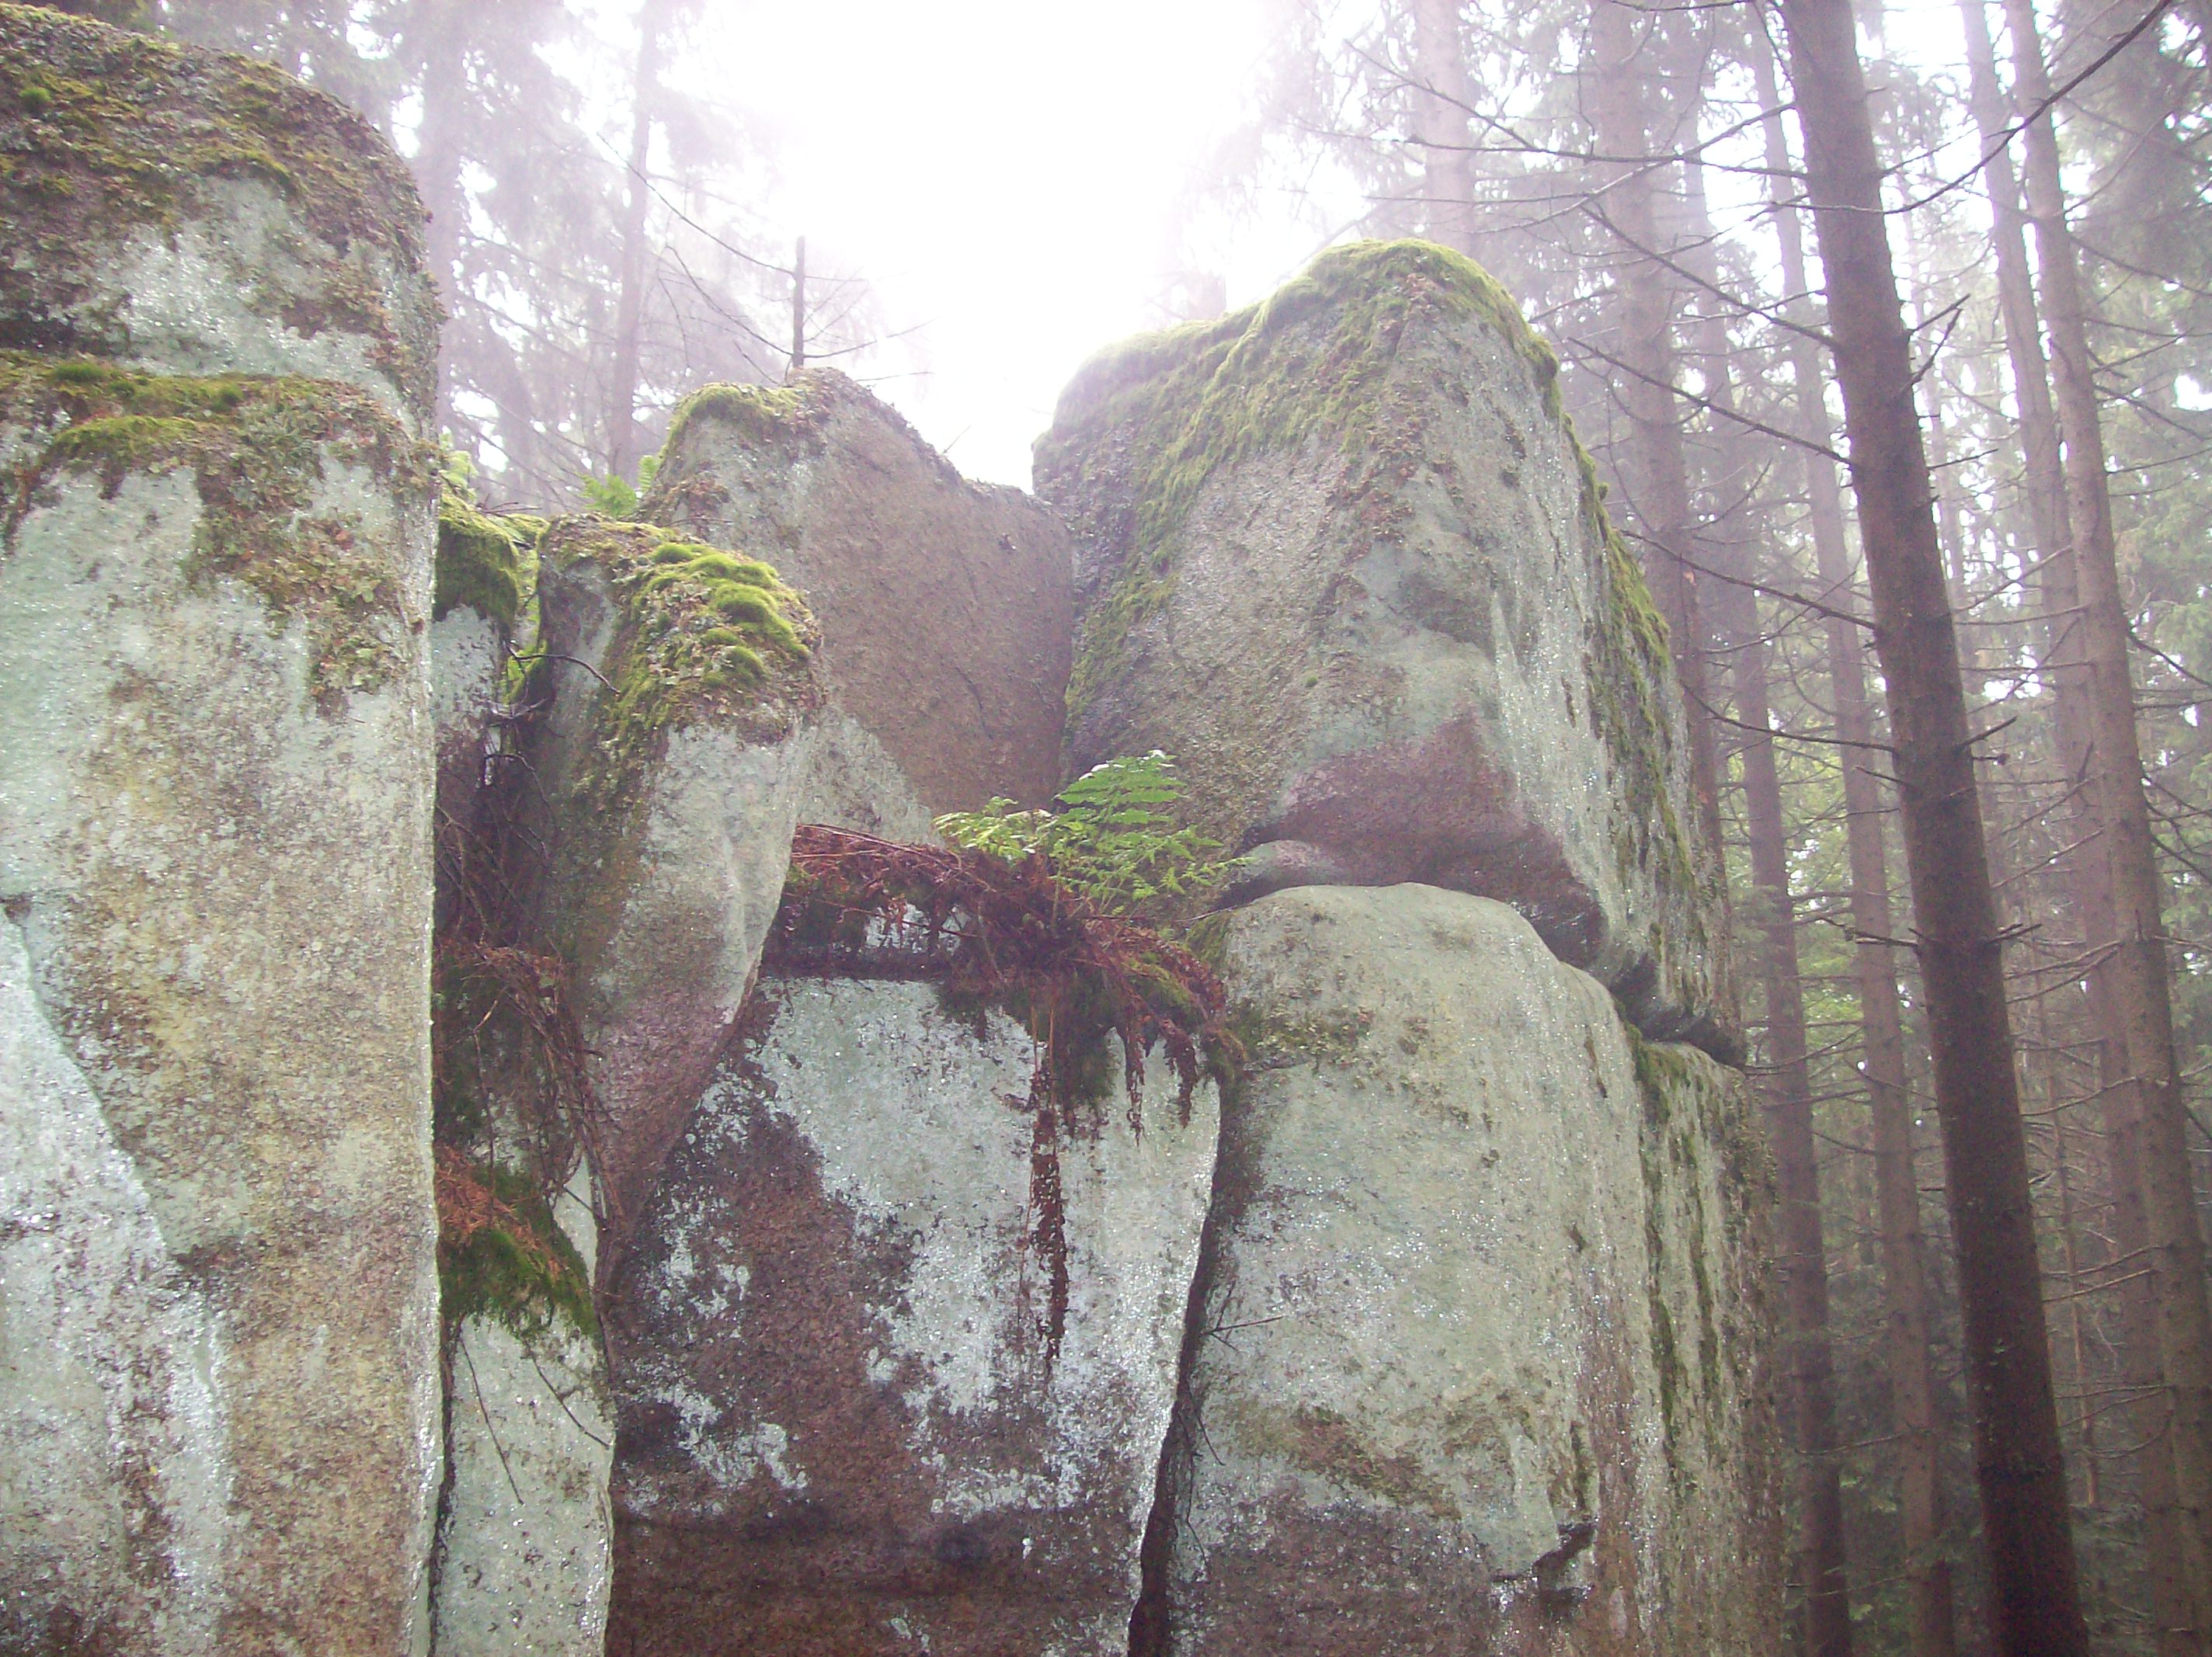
[771,812,1238,1374]
[934,750,1235,922]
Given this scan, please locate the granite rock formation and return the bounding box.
[0,14,1779,1649]
[0,12,441,1649]
[1035,241,1732,1054]
[644,371,1076,834]
[607,979,1219,1655]
[1142,884,1774,1656]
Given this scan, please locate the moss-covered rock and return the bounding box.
[0,345,437,1648]
[434,487,532,631]
[0,352,434,707]
[0,3,440,424]
[517,514,823,1267]
[1149,884,1777,1655]
[644,366,1073,829]
[537,514,816,825]
[1035,239,1731,1054]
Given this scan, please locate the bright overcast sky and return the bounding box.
[696,0,1322,489]
[685,0,1982,492]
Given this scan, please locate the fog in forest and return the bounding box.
[10,0,2212,1652]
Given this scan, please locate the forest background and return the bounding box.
[56,0,2212,1653]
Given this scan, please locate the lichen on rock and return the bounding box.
[1141,883,1776,1656]
[0,3,441,422]
[1036,238,1732,1054]
[0,351,434,706]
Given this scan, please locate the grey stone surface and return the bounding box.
[0,424,440,1650]
[1150,883,1776,1656]
[645,370,1075,818]
[607,977,1220,1656]
[0,6,440,429]
[0,916,228,1655]
[529,522,825,1268]
[432,1315,614,1657]
[1035,240,1730,1053]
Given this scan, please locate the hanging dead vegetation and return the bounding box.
[773,822,1236,1370]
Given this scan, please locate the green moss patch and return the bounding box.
[0,4,434,405]
[434,487,532,631]
[436,1149,597,1343]
[0,351,434,705]
[658,379,825,459]
[546,515,816,824]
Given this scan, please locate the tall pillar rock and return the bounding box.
[1036,240,1734,1056]
[0,8,443,1651]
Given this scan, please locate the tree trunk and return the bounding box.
[1775,1,2090,1650]
[1960,2,2203,1644]
[409,0,471,435]
[1752,39,1960,1657]
[1680,144,1859,1657]
[606,0,673,481]
[1407,0,1479,253]
[1586,0,1724,858]
[1999,7,2212,1645]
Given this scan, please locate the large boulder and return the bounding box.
[0,357,440,1651]
[527,516,825,1267]
[1142,884,1776,1655]
[643,370,1074,832]
[1035,240,1729,1053]
[606,974,1220,1655]
[0,5,440,429]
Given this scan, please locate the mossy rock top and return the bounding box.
[0,2,439,419]
[1033,239,1732,1054]
[0,351,435,707]
[434,487,535,634]
[539,514,823,817]
[1035,239,1612,717]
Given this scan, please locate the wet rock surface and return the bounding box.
[0,5,440,429]
[1036,241,1731,1054]
[0,13,1781,1641]
[604,976,1219,1657]
[433,1314,614,1657]
[645,370,1075,823]
[0,401,440,1649]
[527,518,826,1265]
[1140,884,1776,1657]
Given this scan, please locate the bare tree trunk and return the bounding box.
[1960,2,2202,1644]
[409,0,470,436]
[1587,0,1723,858]
[606,0,673,481]
[1774,1,2089,1650]
[1749,40,1956,1655]
[1998,8,2212,1645]
[1407,0,1479,253]
[1679,143,1858,1657]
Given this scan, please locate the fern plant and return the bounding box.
[934,750,1233,919]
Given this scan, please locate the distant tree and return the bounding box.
[1776,0,2090,1649]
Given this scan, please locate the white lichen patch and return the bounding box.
[0,917,231,1657]
[741,981,1216,1525]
